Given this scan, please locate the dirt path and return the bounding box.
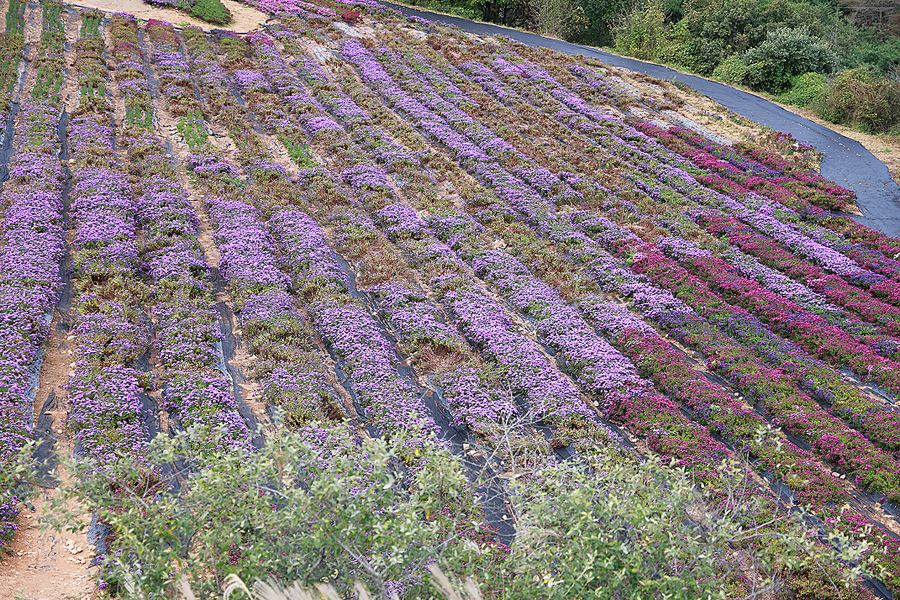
[0,6,96,598]
[0,280,95,600]
[0,446,94,600]
[71,0,266,32]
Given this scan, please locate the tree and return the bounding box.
[742,26,838,92]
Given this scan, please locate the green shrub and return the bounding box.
[685,36,728,75]
[679,0,768,74]
[741,26,837,93]
[820,66,900,133]
[712,54,749,85]
[781,71,828,107]
[576,0,629,46]
[533,0,589,40]
[188,0,232,25]
[51,425,493,599]
[655,19,692,68]
[612,0,672,61]
[49,423,872,600]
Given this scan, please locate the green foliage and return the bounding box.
[660,0,833,75]
[177,110,210,151]
[679,0,772,73]
[188,0,233,26]
[51,424,494,599]
[219,36,249,68]
[781,71,828,107]
[47,421,874,600]
[711,54,749,85]
[819,66,900,133]
[652,18,692,66]
[613,0,673,61]
[405,0,480,19]
[576,0,629,45]
[493,458,872,600]
[126,104,153,129]
[741,26,837,93]
[280,133,317,168]
[5,0,25,35]
[532,0,588,40]
[80,9,102,37]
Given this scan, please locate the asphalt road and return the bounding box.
[382,2,900,237]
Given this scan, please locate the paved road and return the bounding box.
[382,2,900,237]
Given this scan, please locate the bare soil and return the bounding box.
[0,463,95,600]
[0,318,95,600]
[59,8,82,115]
[73,0,267,32]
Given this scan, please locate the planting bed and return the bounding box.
[3,0,900,597]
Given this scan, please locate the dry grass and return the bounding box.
[177,565,484,600]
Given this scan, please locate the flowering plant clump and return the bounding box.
[63,15,164,487]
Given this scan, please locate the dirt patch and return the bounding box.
[0,442,95,600]
[60,8,82,116]
[19,1,43,95]
[23,1,41,47]
[101,24,127,128]
[70,0,267,32]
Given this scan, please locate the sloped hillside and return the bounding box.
[2,0,900,598]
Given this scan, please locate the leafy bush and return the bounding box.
[781,71,828,107]
[820,66,900,133]
[655,18,692,67]
[533,0,589,40]
[741,26,837,93]
[685,36,729,75]
[576,0,629,45]
[49,421,872,599]
[188,0,232,26]
[613,0,672,61]
[678,0,772,74]
[52,424,497,599]
[495,458,873,600]
[712,54,749,85]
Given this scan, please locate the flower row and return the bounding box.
[640,121,900,284]
[0,100,66,551]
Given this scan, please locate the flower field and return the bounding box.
[3,0,900,596]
